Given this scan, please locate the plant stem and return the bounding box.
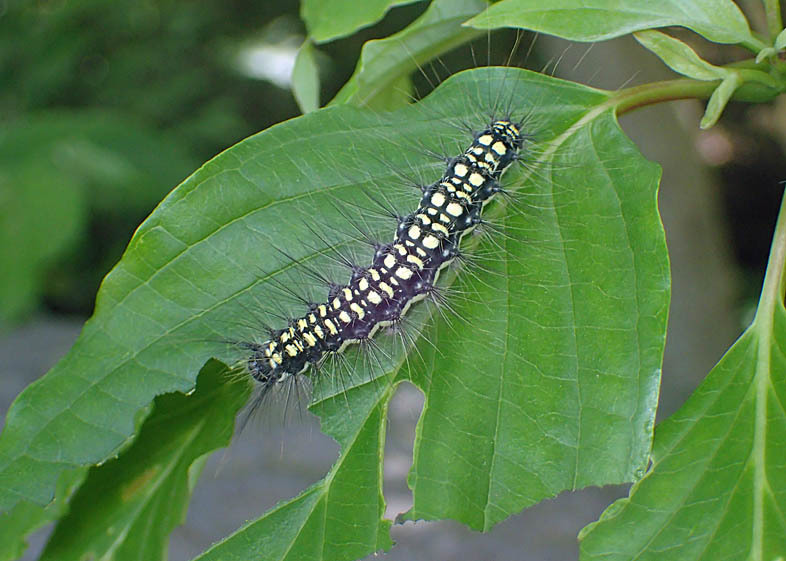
[612,73,783,117]
[763,0,783,41]
[612,79,718,115]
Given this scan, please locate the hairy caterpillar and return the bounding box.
[243,118,526,395]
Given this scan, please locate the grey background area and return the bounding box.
[1,36,743,561]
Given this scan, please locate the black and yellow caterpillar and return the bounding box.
[247,119,524,391]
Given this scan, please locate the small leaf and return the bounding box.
[292,40,320,114]
[755,47,777,63]
[330,0,487,109]
[700,73,742,128]
[634,30,726,81]
[466,0,759,47]
[301,0,421,43]
[776,27,786,50]
[580,192,786,561]
[38,362,249,561]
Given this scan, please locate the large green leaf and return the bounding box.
[466,0,761,48]
[0,68,668,559]
[193,68,667,558]
[330,0,487,109]
[301,0,423,43]
[579,193,786,560]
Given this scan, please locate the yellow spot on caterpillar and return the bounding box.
[285,344,298,357]
[455,190,470,201]
[359,278,369,291]
[439,213,450,224]
[339,311,351,323]
[297,318,307,330]
[423,235,439,249]
[469,173,484,187]
[314,325,325,338]
[294,339,304,351]
[343,288,353,301]
[408,225,421,239]
[415,247,427,257]
[318,305,327,317]
[430,192,446,206]
[369,268,380,281]
[432,222,449,236]
[407,254,424,268]
[324,319,338,335]
[308,314,317,324]
[379,282,394,298]
[446,202,463,217]
[417,213,431,224]
[332,298,341,309]
[384,254,396,268]
[395,267,413,280]
[269,358,277,369]
[492,141,507,155]
[350,303,365,319]
[477,134,493,146]
[454,162,469,176]
[367,290,382,304]
[472,146,484,156]
[280,332,290,343]
[272,353,283,365]
[395,244,407,255]
[303,332,317,346]
[427,207,438,216]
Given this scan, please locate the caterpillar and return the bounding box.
[244,118,526,394]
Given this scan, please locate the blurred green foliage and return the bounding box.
[0,0,303,322]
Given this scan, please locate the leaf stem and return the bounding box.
[763,0,784,40]
[612,79,718,115]
[612,72,783,116]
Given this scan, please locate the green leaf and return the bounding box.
[580,193,786,560]
[292,40,320,114]
[755,46,777,63]
[0,68,668,559]
[301,0,422,43]
[466,0,760,48]
[632,29,744,129]
[330,0,487,109]
[634,30,726,81]
[35,362,248,561]
[0,469,85,561]
[700,72,742,128]
[194,380,395,561]
[776,27,786,50]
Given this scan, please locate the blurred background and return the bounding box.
[1,1,784,560]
